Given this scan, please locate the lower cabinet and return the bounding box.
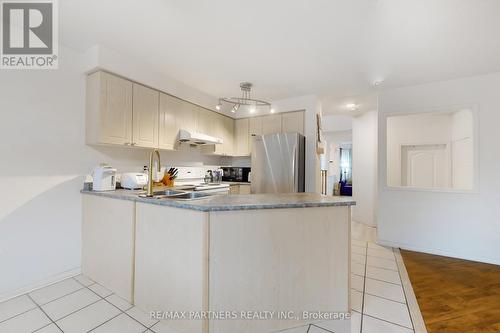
[82,195,135,302]
[229,184,251,194]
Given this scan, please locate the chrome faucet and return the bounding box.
[146,149,161,197]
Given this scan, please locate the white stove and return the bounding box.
[194,183,230,193]
[168,166,230,194]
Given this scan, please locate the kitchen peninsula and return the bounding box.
[81,190,355,333]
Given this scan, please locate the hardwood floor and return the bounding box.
[401,250,500,333]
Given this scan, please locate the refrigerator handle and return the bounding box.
[293,145,299,192]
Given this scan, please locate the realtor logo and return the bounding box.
[1,0,58,69]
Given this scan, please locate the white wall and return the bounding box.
[451,110,474,189]
[352,111,378,227]
[378,72,500,265]
[0,46,223,301]
[322,115,353,132]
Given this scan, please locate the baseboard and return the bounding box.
[377,239,500,266]
[0,267,81,303]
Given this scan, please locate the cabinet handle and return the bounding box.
[124,143,130,146]
[131,143,136,146]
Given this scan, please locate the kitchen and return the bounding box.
[80,70,354,333]
[1,1,500,333]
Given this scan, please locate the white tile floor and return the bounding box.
[0,227,421,333]
[275,238,417,333]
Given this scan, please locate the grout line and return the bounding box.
[364,276,402,286]
[86,283,156,330]
[27,293,65,333]
[33,323,64,333]
[362,313,415,331]
[123,310,157,330]
[73,276,97,288]
[37,285,86,307]
[365,263,399,272]
[310,323,336,332]
[0,305,38,324]
[359,243,368,333]
[149,322,158,332]
[52,297,103,323]
[363,292,408,305]
[366,254,396,261]
[32,285,86,307]
[82,285,147,332]
[352,272,366,278]
[86,311,123,332]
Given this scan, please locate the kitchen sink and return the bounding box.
[138,189,218,200]
[138,189,185,199]
[166,192,216,200]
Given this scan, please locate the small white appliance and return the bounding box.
[121,173,148,190]
[92,165,117,191]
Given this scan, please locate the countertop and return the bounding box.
[81,188,356,212]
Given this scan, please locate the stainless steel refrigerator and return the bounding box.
[251,132,305,193]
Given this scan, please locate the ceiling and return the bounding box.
[61,0,500,115]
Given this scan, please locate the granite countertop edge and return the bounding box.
[81,190,356,212]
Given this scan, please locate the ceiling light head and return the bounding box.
[249,105,256,114]
[231,104,240,113]
[345,103,358,111]
[270,108,275,114]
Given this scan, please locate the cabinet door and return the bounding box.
[239,184,251,195]
[235,118,250,156]
[229,185,240,195]
[261,114,282,135]
[214,113,225,154]
[281,111,305,135]
[196,107,213,135]
[177,101,197,134]
[89,72,133,145]
[82,195,135,302]
[133,84,159,148]
[249,117,263,137]
[223,116,234,155]
[159,93,181,150]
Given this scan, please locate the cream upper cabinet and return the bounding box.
[86,71,133,145]
[222,116,235,155]
[281,111,305,135]
[249,117,263,137]
[261,114,282,135]
[213,112,224,154]
[159,93,181,150]
[176,100,197,134]
[202,112,235,156]
[234,118,250,156]
[132,84,159,148]
[196,106,213,135]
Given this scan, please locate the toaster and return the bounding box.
[121,173,148,190]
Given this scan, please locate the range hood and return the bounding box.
[178,129,223,145]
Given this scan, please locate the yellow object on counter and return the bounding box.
[162,173,175,187]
